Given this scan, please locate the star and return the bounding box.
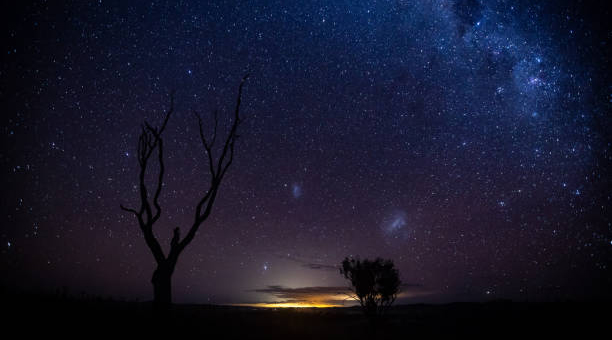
[1,0,607,307]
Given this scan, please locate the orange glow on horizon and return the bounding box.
[231,302,342,308]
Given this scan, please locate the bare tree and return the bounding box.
[121,75,249,308]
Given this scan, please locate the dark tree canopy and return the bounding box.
[340,257,401,317]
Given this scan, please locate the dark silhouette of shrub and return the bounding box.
[340,257,400,318]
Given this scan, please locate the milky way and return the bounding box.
[1,1,610,304]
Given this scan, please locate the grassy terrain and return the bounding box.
[5,293,607,339]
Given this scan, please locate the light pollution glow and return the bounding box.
[233,302,342,308]
[233,290,356,308]
[232,288,427,308]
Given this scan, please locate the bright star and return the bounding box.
[528,76,542,85]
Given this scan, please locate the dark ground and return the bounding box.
[4,292,608,339]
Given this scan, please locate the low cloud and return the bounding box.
[245,283,433,307]
[272,252,339,272]
[300,263,339,271]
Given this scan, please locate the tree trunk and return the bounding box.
[152,262,174,309]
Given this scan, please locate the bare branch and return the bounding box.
[178,74,249,254]
[150,137,164,223]
[171,227,180,248]
[120,204,138,216]
[138,155,153,224]
[121,91,175,265]
[215,74,249,177]
[158,91,175,135]
[194,110,216,178]
[211,109,219,148]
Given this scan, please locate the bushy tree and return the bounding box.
[340,257,400,317]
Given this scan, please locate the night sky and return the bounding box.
[1,0,611,306]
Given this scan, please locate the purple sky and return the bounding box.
[1,0,610,305]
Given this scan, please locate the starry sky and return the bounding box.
[1,0,611,306]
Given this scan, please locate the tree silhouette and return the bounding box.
[340,257,401,318]
[120,75,249,308]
